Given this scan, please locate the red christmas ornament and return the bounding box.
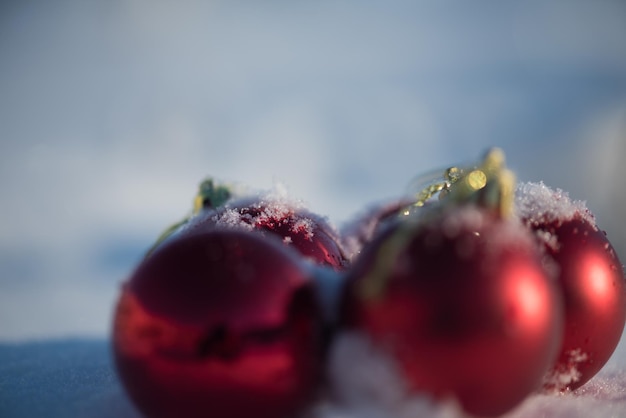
[112,230,323,418]
[339,206,564,416]
[338,150,567,416]
[517,182,626,391]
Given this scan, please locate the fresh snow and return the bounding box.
[2,337,625,418]
[515,182,596,229]
[184,184,337,243]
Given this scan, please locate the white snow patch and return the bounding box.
[291,218,315,240]
[543,349,590,393]
[534,228,561,253]
[504,370,626,418]
[319,332,463,418]
[182,185,349,252]
[515,182,596,228]
[210,208,255,230]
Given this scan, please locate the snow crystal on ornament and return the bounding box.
[209,207,255,230]
[543,349,589,393]
[291,218,315,240]
[185,183,331,240]
[515,182,596,228]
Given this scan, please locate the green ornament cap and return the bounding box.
[193,178,233,214]
[146,178,233,257]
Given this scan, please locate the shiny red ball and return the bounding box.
[340,206,564,417]
[516,181,626,391]
[112,230,323,418]
[529,218,626,391]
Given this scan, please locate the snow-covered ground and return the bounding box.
[1,336,626,418]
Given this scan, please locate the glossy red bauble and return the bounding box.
[112,230,323,418]
[339,206,564,417]
[517,182,626,391]
[186,196,348,270]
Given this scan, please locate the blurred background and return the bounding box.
[1,0,625,342]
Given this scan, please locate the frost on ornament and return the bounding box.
[209,186,321,241]
[543,348,590,393]
[182,183,348,270]
[515,182,596,229]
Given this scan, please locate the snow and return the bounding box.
[543,349,589,392]
[1,336,625,418]
[184,184,322,240]
[515,182,596,229]
[320,332,462,418]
